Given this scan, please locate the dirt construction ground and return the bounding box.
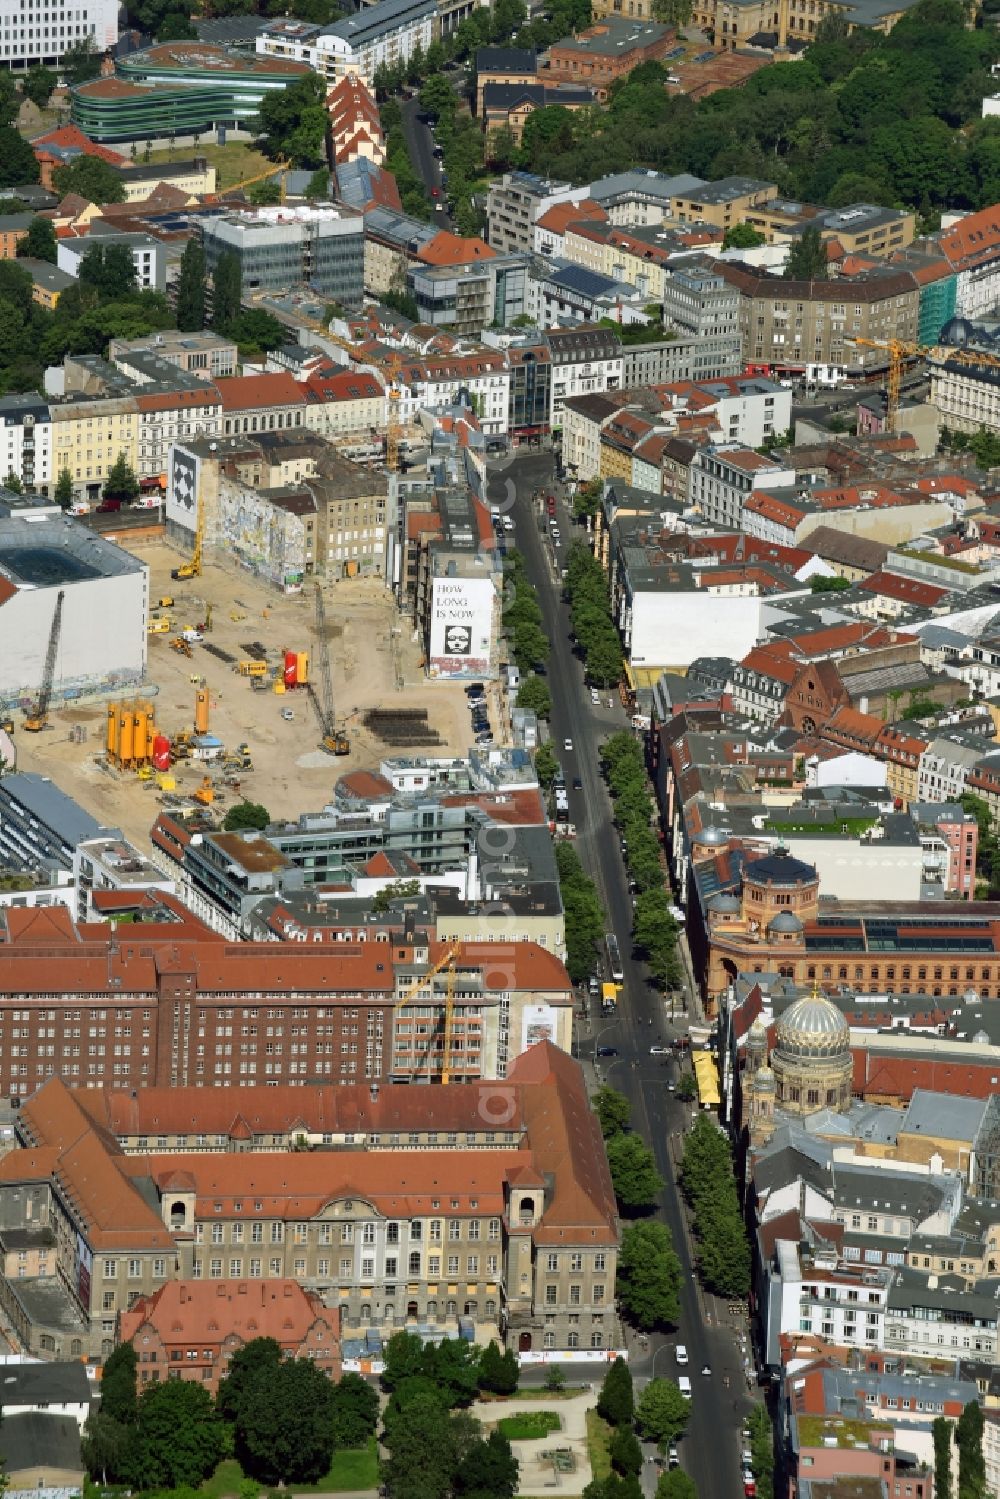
[12,539,484,852]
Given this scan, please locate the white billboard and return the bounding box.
[428,576,493,678]
[166,444,200,535]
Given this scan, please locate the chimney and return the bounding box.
[370,1081,380,1101]
[777,0,789,49]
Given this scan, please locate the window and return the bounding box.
[408,1251,421,1275]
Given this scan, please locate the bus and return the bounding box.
[605,932,624,985]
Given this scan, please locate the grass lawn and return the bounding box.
[498,1410,561,1441]
[202,1458,244,1499]
[285,1439,380,1493]
[202,1441,379,1497]
[507,1385,588,1399]
[145,141,275,191]
[586,1410,613,1482]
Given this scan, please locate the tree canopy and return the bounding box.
[222,802,271,831]
[17,215,56,263]
[679,1114,751,1298]
[52,154,126,205]
[616,1220,682,1329]
[257,72,328,166]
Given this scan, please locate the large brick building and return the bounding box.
[119,1280,342,1392]
[0,904,572,1094]
[0,1043,620,1362]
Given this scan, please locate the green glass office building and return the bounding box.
[70,43,311,144]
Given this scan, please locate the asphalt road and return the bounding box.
[487,451,754,1497]
[400,97,452,230]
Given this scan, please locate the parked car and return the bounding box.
[650,1045,670,1056]
[675,1345,688,1365]
[596,1045,619,1057]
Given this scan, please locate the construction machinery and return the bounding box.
[392,942,462,1083]
[849,337,1000,433]
[171,485,204,581]
[24,590,64,732]
[192,775,215,806]
[309,582,350,755]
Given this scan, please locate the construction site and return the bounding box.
[7,538,480,853]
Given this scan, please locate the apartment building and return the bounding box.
[303,367,386,440]
[486,172,587,255]
[930,356,1000,436]
[688,445,795,529]
[257,0,435,86]
[548,325,624,431]
[662,256,741,341]
[0,0,117,69]
[57,233,166,294]
[0,1043,620,1361]
[0,393,51,493]
[135,388,222,480]
[49,393,139,502]
[407,255,529,339]
[719,262,920,376]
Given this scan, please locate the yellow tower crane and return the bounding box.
[849,337,1000,434]
[392,941,462,1083]
[219,160,291,204]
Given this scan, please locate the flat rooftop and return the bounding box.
[0,514,145,585]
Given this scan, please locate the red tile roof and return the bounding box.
[416,232,495,266]
[33,123,126,168]
[214,373,307,412]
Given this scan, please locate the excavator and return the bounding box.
[24,590,64,732]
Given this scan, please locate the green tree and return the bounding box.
[656,1471,698,1499]
[616,1220,682,1329]
[103,452,139,504]
[79,241,137,298]
[54,467,74,508]
[679,1115,751,1298]
[957,1400,985,1499]
[544,1365,566,1392]
[810,575,851,593]
[157,10,197,38]
[420,72,457,121]
[593,1085,631,1139]
[176,237,206,331]
[217,1337,284,1422]
[748,1406,774,1499]
[330,1370,380,1448]
[232,1357,336,1485]
[80,1411,131,1485]
[212,250,242,330]
[381,1330,428,1392]
[381,1390,463,1499]
[635,1379,692,1446]
[535,740,559,789]
[610,1426,643,1479]
[52,154,125,205]
[597,1357,634,1426]
[478,1341,519,1396]
[305,166,331,199]
[722,220,766,250]
[651,0,691,22]
[517,672,552,719]
[0,127,39,190]
[257,72,327,166]
[17,214,56,263]
[3,470,21,493]
[249,178,283,205]
[785,223,829,280]
[128,1379,224,1491]
[555,841,604,984]
[22,65,56,107]
[583,1476,643,1499]
[100,1340,138,1425]
[454,1430,519,1499]
[676,1073,697,1103]
[61,36,102,85]
[222,801,271,831]
[933,1417,952,1499]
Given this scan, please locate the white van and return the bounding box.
[678,1376,692,1396]
[675,1345,688,1365]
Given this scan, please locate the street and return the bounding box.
[487,451,753,1497]
[400,97,452,230]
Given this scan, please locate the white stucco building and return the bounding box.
[0,511,147,706]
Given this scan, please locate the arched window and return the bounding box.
[543,1331,556,1349]
[568,1332,579,1349]
[591,1331,603,1348]
[359,1303,371,1322]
